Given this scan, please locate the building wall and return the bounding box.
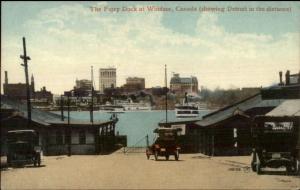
[99,68,116,92]
[0,116,98,156]
[45,128,96,155]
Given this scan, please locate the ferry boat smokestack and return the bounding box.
[279,71,283,85]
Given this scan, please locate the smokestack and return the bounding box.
[279,71,283,85]
[5,71,8,84]
[285,70,290,85]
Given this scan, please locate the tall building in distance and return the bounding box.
[123,77,145,92]
[99,67,116,92]
[170,73,198,95]
[75,79,92,90]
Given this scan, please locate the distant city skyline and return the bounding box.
[2,1,300,94]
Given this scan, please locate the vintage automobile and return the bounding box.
[6,130,42,167]
[146,127,181,161]
[251,116,300,175]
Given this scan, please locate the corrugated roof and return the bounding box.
[266,99,300,117]
[1,96,61,125]
[196,94,285,127]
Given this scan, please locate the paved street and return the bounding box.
[1,152,299,189]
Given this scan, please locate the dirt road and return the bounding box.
[1,152,299,189]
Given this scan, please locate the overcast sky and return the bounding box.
[2,1,300,94]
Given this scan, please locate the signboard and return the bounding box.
[264,122,294,131]
[171,124,186,135]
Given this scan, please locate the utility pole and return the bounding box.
[20,37,32,127]
[67,95,71,156]
[60,95,64,121]
[165,64,168,126]
[90,66,94,124]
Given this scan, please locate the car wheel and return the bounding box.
[296,160,300,175]
[251,162,257,172]
[166,155,169,160]
[286,166,293,175]
[154,151,158,161]
[37,155,41,167]
[256,162,261,175]
[251,152,257,172]
[175,150,179,161]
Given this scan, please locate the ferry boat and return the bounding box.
[99,102,125,112]
[115,99,152,111]
[175,93,201,118]
[175,104,199,118]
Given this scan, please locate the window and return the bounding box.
[79,130,86,144]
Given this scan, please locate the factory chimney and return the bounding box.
[285,70,290,85]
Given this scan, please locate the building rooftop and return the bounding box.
[266,99,300,117]
[196,93,285,127]
[1,95,112,126]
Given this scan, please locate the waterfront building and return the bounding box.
[170,73,198,95]
[1,95,124,156]
[99,67,116,92]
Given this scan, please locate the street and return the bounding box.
[1,152,299,189]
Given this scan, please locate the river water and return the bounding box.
[54,110,211,146]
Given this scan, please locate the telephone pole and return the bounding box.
[20,37,32,127]
[165,64,168,125]
[90,66,94,124]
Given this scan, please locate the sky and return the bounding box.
[1,1,300,94]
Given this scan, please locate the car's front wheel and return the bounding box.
[256,162,261,175]
[166,155,169,160]
[154,150,158,161]
[175,150,179,161]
